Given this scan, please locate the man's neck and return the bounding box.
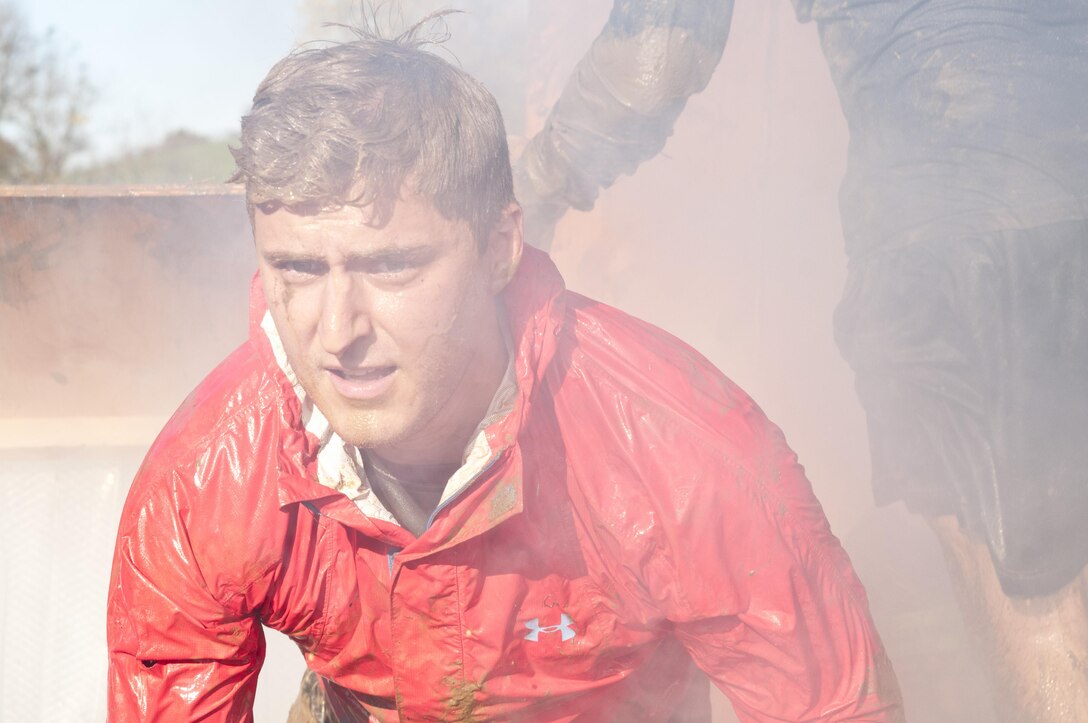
[360,451,459,536]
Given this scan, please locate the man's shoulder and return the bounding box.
[546,293,828,619]
[556,290,769,456]
[125,337,292,510]
[113,337,298,609]
[550,290,798,528]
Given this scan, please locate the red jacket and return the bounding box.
[107,248,902,722]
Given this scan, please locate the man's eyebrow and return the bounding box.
[344,244,435,264]
[260,244,434,262]
[261,250,325,264]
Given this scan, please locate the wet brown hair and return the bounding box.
[230,15,514,246]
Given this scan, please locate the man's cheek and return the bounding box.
[421,282,479,338]
[278,277,297,309]
[280,282,319,330]
[417,307,468,346]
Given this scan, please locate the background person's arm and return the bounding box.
[513,0,734,249]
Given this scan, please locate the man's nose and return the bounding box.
[318,272,372,357]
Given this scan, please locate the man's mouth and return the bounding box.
[326,365,397,400]
[330,366,396,381]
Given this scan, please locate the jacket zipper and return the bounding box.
[387,547,399,579]
[423,450,506,531]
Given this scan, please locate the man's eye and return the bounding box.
[277,260,325,279]
[374,259,411,274]
[363,258,423,280]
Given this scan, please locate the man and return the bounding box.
[514,1,1088,720]
[107,20,902,722]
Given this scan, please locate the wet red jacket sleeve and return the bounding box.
[665,424,904,721]
[107,468,265,722]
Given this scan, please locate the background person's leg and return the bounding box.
[928,514,1088,723]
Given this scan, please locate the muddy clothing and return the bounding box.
[807,0,1088,597]
[835,220,1088,597]
[287,670,332,723]
[107,249,901,721]
[798,0,1088,255]
[515,0,1088,596]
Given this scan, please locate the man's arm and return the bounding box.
[514,0,734,249]
[107,470,264,721]
[666,421,905,721]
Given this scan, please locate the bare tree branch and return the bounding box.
[0,2,94,182]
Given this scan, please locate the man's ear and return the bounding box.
[487,203,525,293]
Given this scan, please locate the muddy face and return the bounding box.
[254,194,521,465]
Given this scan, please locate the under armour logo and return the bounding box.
[524,613,576,642]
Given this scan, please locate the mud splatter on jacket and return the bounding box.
[107,249,902,721]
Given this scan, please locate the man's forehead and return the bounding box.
[255,204,373,233]
[252,198,470,253]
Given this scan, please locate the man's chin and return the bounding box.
[323,410,403,450]
[307,386,392,440]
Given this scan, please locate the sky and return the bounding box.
[18,0,301,160]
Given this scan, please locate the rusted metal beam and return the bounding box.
[0,187,255,443]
